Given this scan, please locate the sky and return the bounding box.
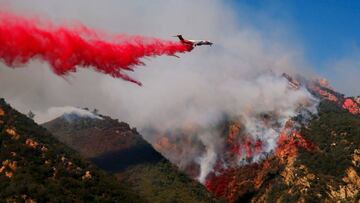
[230,0,360,95]
[231,0,360,68]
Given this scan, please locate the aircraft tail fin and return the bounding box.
[173,34,185,41]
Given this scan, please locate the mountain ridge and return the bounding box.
[43,112,220,203]
[0,98,143,202]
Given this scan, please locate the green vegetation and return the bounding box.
[120,161,221,203]
[249,100,360,202]
[0,99,142,202]
[297,100,360,178]
[43,106,220,203]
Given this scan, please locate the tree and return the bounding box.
[27,111,35,120]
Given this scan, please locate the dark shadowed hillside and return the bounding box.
[43,113,220,203]
[0,99,143,202]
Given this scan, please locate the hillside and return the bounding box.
[43,113,220,203]
[205,100,360,202]
[208,80,360,202]
[150,76,360,202]
[0,99,142,202]
[36,76,360,202]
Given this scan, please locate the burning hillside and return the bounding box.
[149,73,360,202]
[307,76,360,116]
[149,72,319,184]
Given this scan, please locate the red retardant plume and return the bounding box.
[0,13,193,86]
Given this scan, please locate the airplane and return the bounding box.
[173,34,213,47]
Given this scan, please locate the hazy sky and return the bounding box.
[230,0,360,95]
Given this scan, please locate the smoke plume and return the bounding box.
[39,106,103,122]
[0,1,319,184]
[0,12,192,85]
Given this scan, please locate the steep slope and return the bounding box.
[207,79,360,202]
[207,100,360,202]
[0,99,142,202]
[150,75,360,202]
[43,113,219,203]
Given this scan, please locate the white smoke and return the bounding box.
[196,130,222,184]
[38,106,102,123]
[0,0,318,183]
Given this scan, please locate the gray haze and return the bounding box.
[324,51,360,97]
[0,0,319,182]
[0,0,304,117]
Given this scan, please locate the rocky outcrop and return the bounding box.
[82,171,92,180]
[5,127,20,140]
[25,138,39,149]
[352,149,360,167]
[330,148,360,200]
[328,167,360,201]
[0,160,17,178]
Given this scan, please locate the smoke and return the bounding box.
[0,12,192,86]
[324,51,360,97]
[38,106,102,123]
[144,73,318,183]
[0,1,319,183]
